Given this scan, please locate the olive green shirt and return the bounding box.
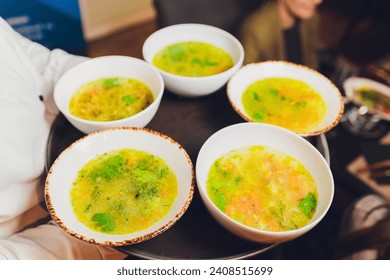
[239,0,320,69]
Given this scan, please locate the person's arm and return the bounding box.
[0,18,126,260]
[0,18,88,224]
[0,17,88,117]
[0,221,126,260]
[14,29,89,117]
[15,26,88,83]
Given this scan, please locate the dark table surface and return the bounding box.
[46,86,333,259]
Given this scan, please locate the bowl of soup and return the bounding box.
[142,23,244,97]
[54,55,164,134]
[196,122,334,244]
[343,77,390,121]
[227,61,344,137]
[45,127,194,246]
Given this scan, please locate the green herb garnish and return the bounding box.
[92,212,115,232]
[299,192,317,217]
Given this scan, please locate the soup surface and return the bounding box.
[69,77,154,122]
[354,86,390,115]
[207,145,318,232]
[242,77,327,134]
[152,41,233,77]
[71,148,178,234]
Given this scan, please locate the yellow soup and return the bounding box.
[152,41,234,77]
[69,77,154,122]
[242,77,327,134]
[70,149,178,235]
[207,146,318,232]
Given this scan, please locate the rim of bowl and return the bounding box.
[226,60,345,137]
[142,23,245,81]
[195,122,334,239]
[54,55,165,127]
[343,76,390,121]
[45,126,195,246]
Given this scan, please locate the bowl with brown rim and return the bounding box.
[45,127,194,246]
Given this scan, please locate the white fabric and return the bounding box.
[0,17,126,260]
[0,221,124,260]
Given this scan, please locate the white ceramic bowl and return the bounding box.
[196,123,334,244]
[142,23,244,97]
[45,127,194,246]
[343,76,390,121]
[227,61,344,137]
[54,55,164,134]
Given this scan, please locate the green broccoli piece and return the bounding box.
[203,60,217,66]
[268,88,279,97]
[214,192,227,212]
[252,91,260,101]
[168,45,185,61]
[191,58,202,65]
[299,192,317,217]
[103,78,121,89]
[253,110,266,121]
[122,95,136,104]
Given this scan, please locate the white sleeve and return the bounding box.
[15,27,89,118]
[0,17,89,118]
[0,18,122,260]
[0,221,127,260]
[0,17,88,226]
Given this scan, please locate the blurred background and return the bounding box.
[1,0,389,70]
[0,0,155,55]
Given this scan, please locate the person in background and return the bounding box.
[238,0,323,69]
[0,17,126,260]
[337,193,390,260]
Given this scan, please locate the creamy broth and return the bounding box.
[242,77,327,134]
[207,145,318,232]
[69,77,154,122]
[152,41,233,77]
[71,149,178,235]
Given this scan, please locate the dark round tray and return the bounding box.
[46,88,329,259]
